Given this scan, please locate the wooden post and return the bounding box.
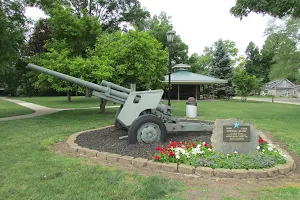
[177,85,180,100]
[195,85,198,100]
[130,83,136,91]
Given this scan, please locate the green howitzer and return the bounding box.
[27,63,213,144]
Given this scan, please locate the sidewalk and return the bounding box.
[233,97,300,105]
[0,97,119,121]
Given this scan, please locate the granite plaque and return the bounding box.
[223,126,250,142]
[211,118,259,155]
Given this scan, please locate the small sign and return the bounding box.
[223,126,250,142]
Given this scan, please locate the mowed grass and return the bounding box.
[1,98,300,199]
[0,99,35,118]
[15,96,116,108]
[0,108,184,200]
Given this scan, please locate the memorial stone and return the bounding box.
[211,118,259,155]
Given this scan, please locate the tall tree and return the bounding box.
[47,5,102,57]
[28,0,150,32]
[26,19,51,56]
[0,0,27,73]
[90,30,168,90]
[230,0,300,19]
[244,42,262,78]
[264,18,300,83]
[141,12,189,64]
[208,39,234,98]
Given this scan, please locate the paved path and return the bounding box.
[0,97,119,121]
[233,97,300,105]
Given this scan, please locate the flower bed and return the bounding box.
[153,138,287,169]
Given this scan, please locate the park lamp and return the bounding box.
[166,30,175,106]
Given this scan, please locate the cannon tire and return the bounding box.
[128,114,167,144]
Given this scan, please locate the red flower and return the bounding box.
[204,143,208,147]
[168,151,175,157]
[259,139,265,143]
[161,147,167,154]
[155,146,161,151]
[186,145,190,150]
[154,155,160,161]
[181,141,185,145]
[191,142,196,148]
[209,145,213,149]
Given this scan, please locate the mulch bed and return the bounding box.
[75,120,213,160]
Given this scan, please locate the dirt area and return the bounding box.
[52,127,300,200]
[75,127,212,160]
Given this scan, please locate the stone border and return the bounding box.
[65,126,296,179]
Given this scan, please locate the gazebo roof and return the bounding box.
[164,64,228,85]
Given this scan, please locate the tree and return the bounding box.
[244,42,262,78]
[208,39,234,98]
[233,68,260,101]
[91,30,168,90]
[26,19,52,56]
[230,0,300,19]
[28,0,150,32]
[141,12,189,64]
[47,5,102,57]
[187,53,209,75]
[264,18,300,83]
[0,0,27,73]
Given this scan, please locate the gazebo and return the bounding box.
[163,64,228,100]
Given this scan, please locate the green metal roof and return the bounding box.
[164,69,228,85]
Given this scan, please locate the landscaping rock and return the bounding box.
[106,153,121,163]
[160,163,178,173]
[119,156,134,165]
[147,160,162,171]
[248,169,268,178]
[178,164,195,174]
[195,167,214,177]
[132,158,148,168]
[213,168,233,178]
[231,169,249,179]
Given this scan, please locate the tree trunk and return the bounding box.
[85,88,91,98]
[67,90,72,102]
[99,98,107,113]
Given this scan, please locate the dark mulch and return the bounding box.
[75,121,212,160]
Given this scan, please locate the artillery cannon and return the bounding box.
[26,63,213,144]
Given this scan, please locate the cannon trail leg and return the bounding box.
[128,114,167,144]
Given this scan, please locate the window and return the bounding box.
[294,91,296,95]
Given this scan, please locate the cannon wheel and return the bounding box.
[128,114,167,144]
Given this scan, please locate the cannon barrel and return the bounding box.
[101,80,131,93]
[26,63,169,113]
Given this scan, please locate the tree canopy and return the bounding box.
[230,0,300,19]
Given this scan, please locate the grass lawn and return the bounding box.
[15,96,116,108]
[0,99,35,118]
[0,98,299,199]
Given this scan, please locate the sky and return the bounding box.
[25,0,273,56]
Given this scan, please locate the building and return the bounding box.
[262,79,300,97]
[163,64,228,100]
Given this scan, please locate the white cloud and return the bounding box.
[139,0,272,56]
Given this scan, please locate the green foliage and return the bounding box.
[233,69,260,101]
[187,53,209,75]
[48,5,102,56]
[208,39,234,97]
[264,18,300,83]
[142,12,189,64]
[26,19,51,56]
[0,0,27,72]
[230,0,300,19]
[90,30,168,89]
